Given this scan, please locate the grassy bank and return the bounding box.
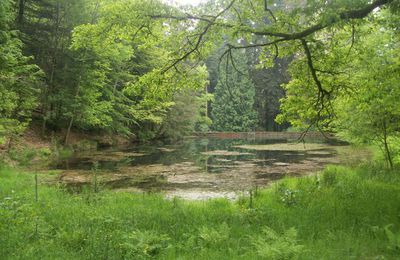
[1,164,400,259]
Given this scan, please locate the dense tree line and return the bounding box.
[0,0,42,147]
[1,0,211,145]
[150,0,400,167]
[0,0,291,148]
[1,0,399,167]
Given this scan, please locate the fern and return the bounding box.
[384,224,400,252]
[197,222,230,248]
[251,227,305,259]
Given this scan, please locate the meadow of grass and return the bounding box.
[1,163,400,259]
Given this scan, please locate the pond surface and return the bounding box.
[54,137,369,200]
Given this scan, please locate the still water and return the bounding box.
[54,137,368,199]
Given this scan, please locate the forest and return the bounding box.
[1,0,400,259]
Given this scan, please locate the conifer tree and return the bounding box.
[212,50,258,132]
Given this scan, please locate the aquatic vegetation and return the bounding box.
[53,139,369,199]
[201,150,253,156]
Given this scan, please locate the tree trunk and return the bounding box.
[65,116,74,145]
[17,0,25,24]
[6,136,13,152]
[41,116,47,137]
[383,121,393,169]
[64,77,81,145]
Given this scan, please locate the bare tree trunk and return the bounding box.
[205,85,208,119]
[65,116,74,145]
[65,77,81,145]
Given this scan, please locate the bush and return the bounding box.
[120,230,170,259]
[8,148,37,166]
[321,167,338,187]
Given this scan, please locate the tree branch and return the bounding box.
[301,40,323,93]
[249,0,392,39]
[153,0,392,73]
[160,0,236,73]
[264,0,277,22]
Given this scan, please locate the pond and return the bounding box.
[54,137,370,200]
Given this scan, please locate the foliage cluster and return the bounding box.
[1,0,399,154]
[0,0,42,146]
[1,0,211,146]
[276,10,400,167]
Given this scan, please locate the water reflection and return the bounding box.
[54,137,369,199]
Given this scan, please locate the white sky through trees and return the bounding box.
[164,0,208,6]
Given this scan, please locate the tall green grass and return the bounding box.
[1,164,400,259]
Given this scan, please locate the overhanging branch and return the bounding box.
[156,0,392,40]
[160,0,236,73]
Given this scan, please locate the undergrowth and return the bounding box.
[0,163,400,259]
